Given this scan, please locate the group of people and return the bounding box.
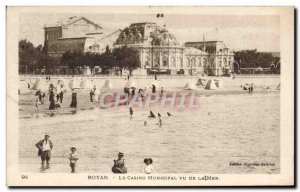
[35,135,154,174]
[129,107,172,127]
[241,83,254,93]
[35,84,65,115]
[48,84,64,110]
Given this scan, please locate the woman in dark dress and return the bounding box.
[112,152,127,174]
[48,89,55,110]
[70,89,77,108]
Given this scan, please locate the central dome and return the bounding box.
[152,29,179,46]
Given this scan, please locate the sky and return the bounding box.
[19,13,280,52]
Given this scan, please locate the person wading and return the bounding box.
[35,135,53,166]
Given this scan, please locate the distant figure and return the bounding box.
[131,88,135,97]
[69,147,79,173]
[56,93,60,103]
[152,85,156,93]
[138,89,144,98]
[59,91,64,103]
[159,118,162,127]
[167,112,172,117]
[144,158,154,174]
[155,75,157,80]
[158,113,161,118]
[48,89,55,110]
[35,98,41,116]
[27,82,30,89]
[250,83,254,92]
[129,107,133,117]
[127,75,130,80]
[112,152,127,174]
[144,121,148,126]
[160,87,164,95]
[93,85,96,93]
[70,89,77,108]
[149,110,156,118]
[89,90,95,102]
[35,134,53,166]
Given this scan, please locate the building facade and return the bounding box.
[185,41,234,76]
[115,22,209,75]
[44,16,121,57]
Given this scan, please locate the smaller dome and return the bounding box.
[152,30,178,46]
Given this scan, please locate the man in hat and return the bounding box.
[35,135,53,166]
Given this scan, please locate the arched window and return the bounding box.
[180,58,183,68]
[154,57,160,67]
[163,57,168,67]
[198,58,202,67]
[186,58,190,67]
[171,57,176,67]
[191,58,196,67]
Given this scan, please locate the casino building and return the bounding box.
[44,16,234,76]
[114,22,209,75]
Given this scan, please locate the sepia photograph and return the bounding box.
[6,6,294,186]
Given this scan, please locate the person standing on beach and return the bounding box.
[56,93,60,103]
[90,90,95,102]
[93,85,96,93]
[129,107,133,117]
[35,98,41,117]
[69,147,79,173]
[70,89,77,108]
[35,135,53,166]
[59,90,64,103]
[152,85,156,93]
[48,89,55,110]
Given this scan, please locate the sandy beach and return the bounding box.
[18,75,280,174]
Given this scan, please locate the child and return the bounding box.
[35,98,41,115]
[143,158,154,174]
[69,147,79,173]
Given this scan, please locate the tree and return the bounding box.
[112,46,141,75]
[19,39,58,74]
[60,50,85,74]
[234,49,280,73]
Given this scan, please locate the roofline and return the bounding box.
[185,41,223,44]
[98,29,122,41]
[56,37,89,40]
[65,17,103,29]
[130,22,156,25]
[86,32,104,35]
[44,16,103,29]
[43,26,62,29]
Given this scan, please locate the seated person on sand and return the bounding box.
[112,152,127,174]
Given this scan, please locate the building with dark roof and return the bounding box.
[115,22,209,75]
[44,16,121,57]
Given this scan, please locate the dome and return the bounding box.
[152,29,179,46]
